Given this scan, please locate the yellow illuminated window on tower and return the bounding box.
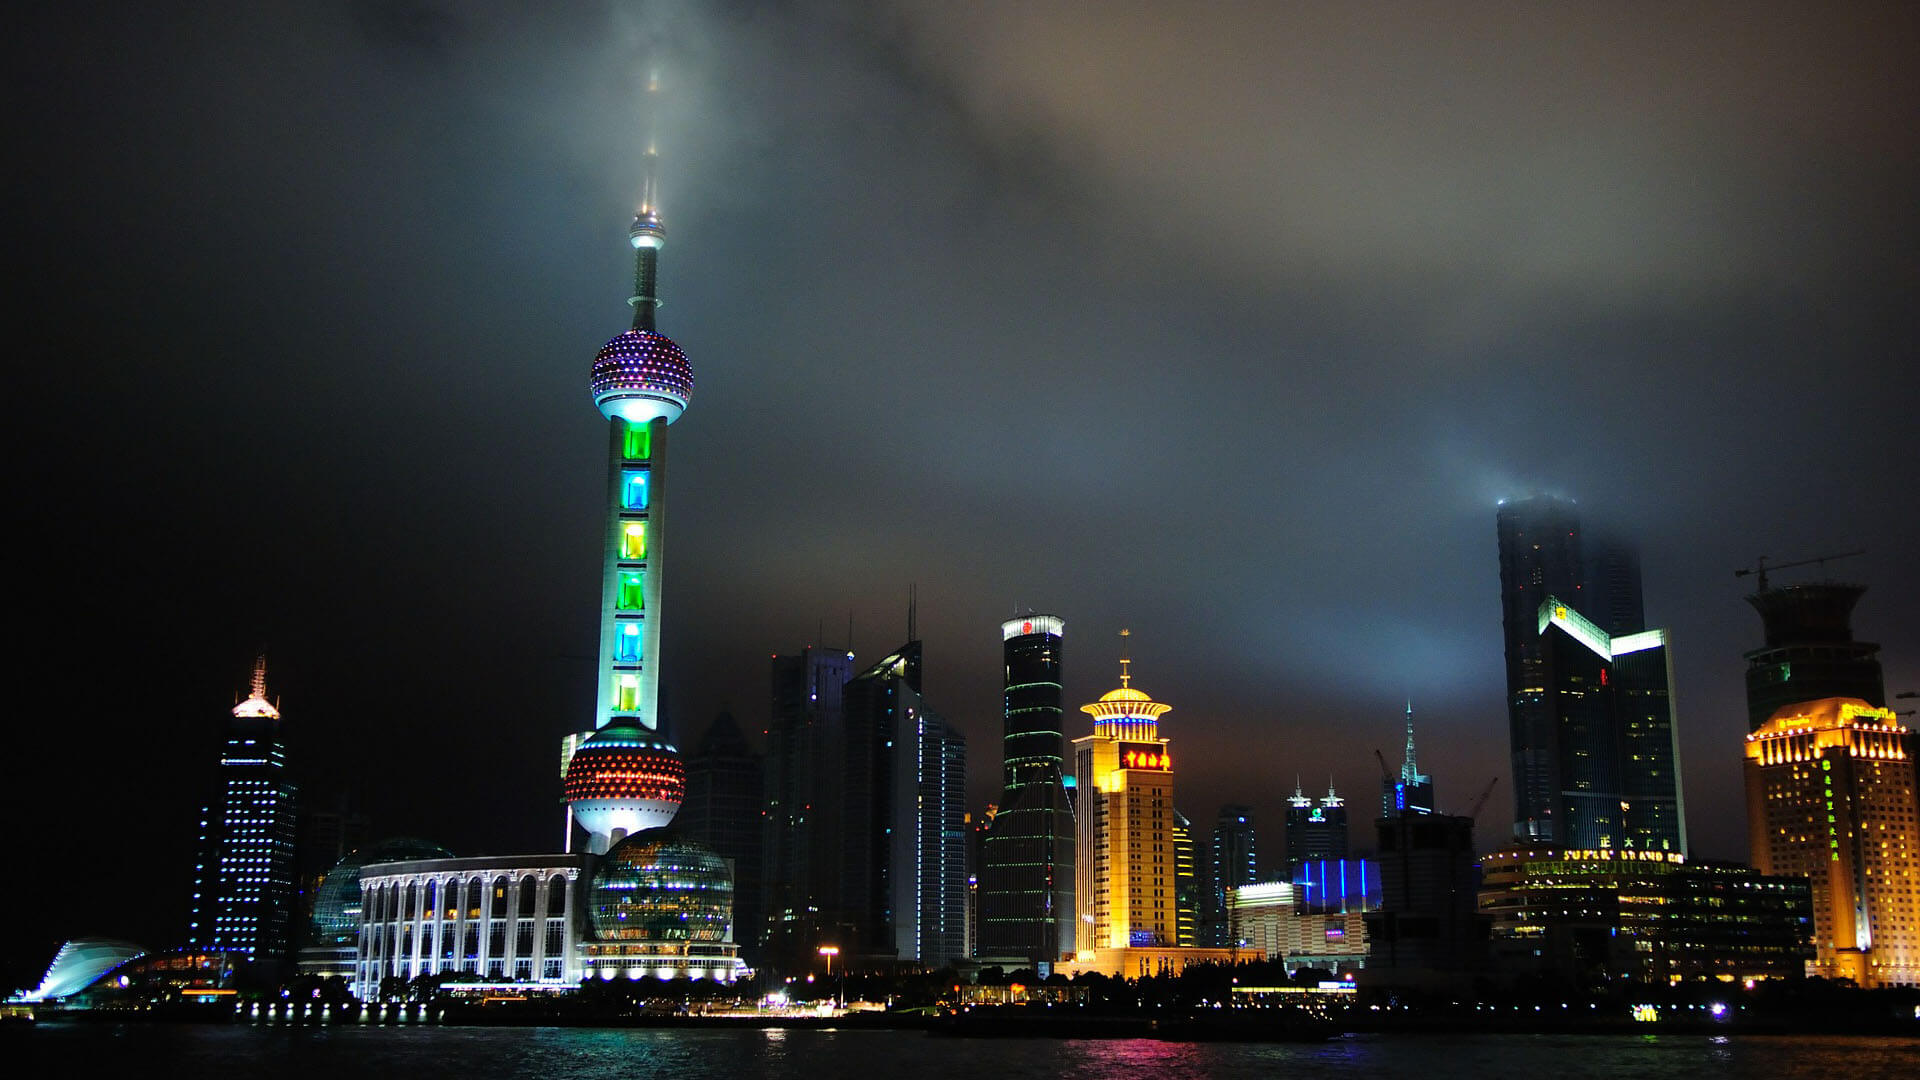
[615,675,640,712]
[622,522,647,560]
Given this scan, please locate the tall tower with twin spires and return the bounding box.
[562,85,693,853]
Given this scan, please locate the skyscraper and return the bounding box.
[1497,496,1678,848]
[979,615,1074,965]
[188,656,298,966]
[679,712,765,956]
[1530,597,1688,851]
[560,135,691,854]
[1745,697,1919,987]
[1171,809,1199,947]
[1072,635,1177,952]
[841,643,915,958]
[1382,703,1435,818]
[889,680,968,967]
[1204,805,1257,947]
[761,645,854,963]
[1285,781,1349,874]
[1497,495,1587,843]
[1743,583,1886,733]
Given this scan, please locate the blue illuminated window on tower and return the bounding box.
[622,470,650,510]
[615,620,643,661]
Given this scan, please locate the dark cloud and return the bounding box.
[6,1,1915,983]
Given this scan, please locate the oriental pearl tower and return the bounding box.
[562,108,693,854]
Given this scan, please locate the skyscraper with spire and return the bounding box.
[188,656,298,966]
[561,96,691,854]
[1382,702,1435,818]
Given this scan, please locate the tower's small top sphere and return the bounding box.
[591,329,693,425]
[630,210,666,249]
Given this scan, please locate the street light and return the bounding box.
[818,946,842,1007]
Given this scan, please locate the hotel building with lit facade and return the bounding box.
[1064,634,1235,977]
[1745,697,1919,987]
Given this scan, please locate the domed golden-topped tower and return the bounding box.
[1067,630,1237,976]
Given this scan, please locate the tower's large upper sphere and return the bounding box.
[591,329,693,425]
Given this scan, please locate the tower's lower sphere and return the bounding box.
[590,831,733,943]
[564,721,685,849]
[591,328,693,424]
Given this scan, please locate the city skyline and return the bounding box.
[9,2,1917,983]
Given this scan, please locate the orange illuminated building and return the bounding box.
[1744,697,1920,987]
[1065,631,1236,977]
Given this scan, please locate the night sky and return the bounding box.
[8,2,1916,987]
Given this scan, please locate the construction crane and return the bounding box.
[1734,550,1864,593]
[1373,748,1391,782]
[1466,777,1500,820]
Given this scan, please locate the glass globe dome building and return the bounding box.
[582,830,745,982]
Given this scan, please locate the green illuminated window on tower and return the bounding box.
[623,424,651,461]
[617,571,645,611]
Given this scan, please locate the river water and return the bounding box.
[11,1024,1920,1078]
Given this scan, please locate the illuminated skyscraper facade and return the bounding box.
[1745,698,1919,987]
[979,615,1074,964]
[1203,805,1257,946]
[1285,782,1349,875]
[852,642,969,968]
[561,143,691,854]
[1498,496,1587,843]
[1171,809,1198,947]
[1066,638,1239,977]
[1073,640,1177,953]
[188,657,298,965]
[1533,597,1687,852]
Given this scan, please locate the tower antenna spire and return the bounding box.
[250,654,268,700]
[1118,627,1132,689]
[1403,699,1419,780]
[907,584,918,642]
[627,70,667,331]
